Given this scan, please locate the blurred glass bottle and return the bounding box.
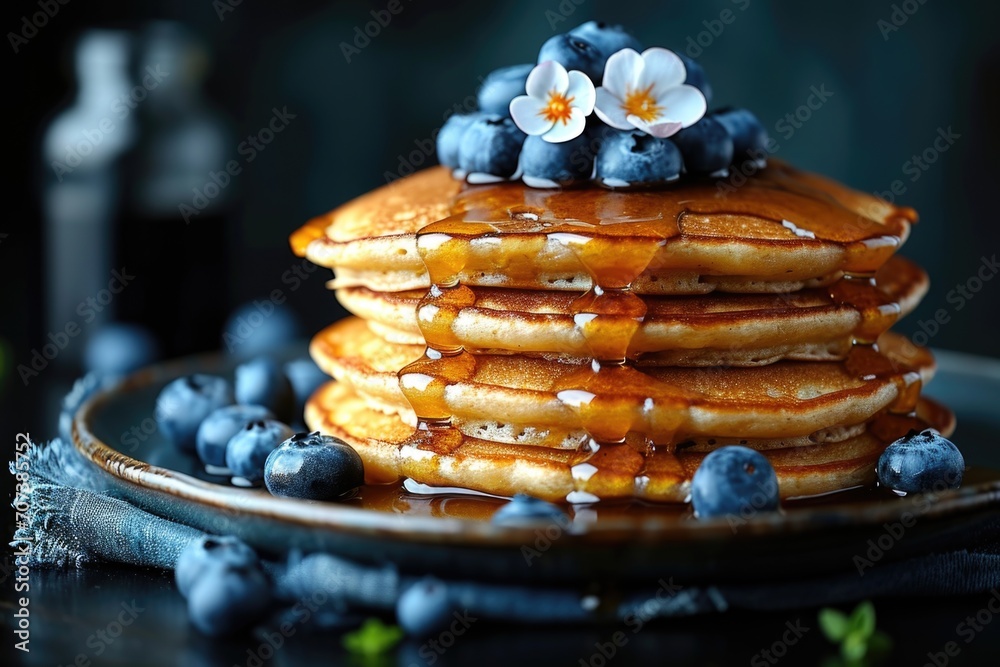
[42,29,136,368]
[116,21,233,357]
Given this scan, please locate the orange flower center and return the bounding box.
[539,90,575,125]
[621,84,662,122]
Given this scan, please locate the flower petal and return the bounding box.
[510,95,554,135]
[565,70,596,115]
[627,115,683,138]
[654,84,707,129]
[594,87,631,130]
[637,47,687,91]
[526,60,569,99]
[543,107,587,143]
[601,48,643,99]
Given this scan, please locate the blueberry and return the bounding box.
[567,21,642,56]
[60,372,111,442]
[196,404,274,468]
[458,115,526,180]
[175,535,259,598]
[676,53,713,105]
[538,33,606,82]
[156,375,233,453]
[396,577,453,637]
[877,430,965,494]
[436,112,483,169]
[491,494,569,526]
[264,431,365,501]
[226,419,294,484]
[223,302,301,359]
[670,116,734,174]
[84,322,160,378]
[283,357,329,425]
[711,108,769,166]
[595,129,684,187]
[519,134,594,187]
[478,64,533,116]
[690,446,780,519]
[235,357,294,423]
[187,560,271,636]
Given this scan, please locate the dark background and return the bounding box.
[1,0,998,664]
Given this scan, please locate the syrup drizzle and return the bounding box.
[395,163,925,500]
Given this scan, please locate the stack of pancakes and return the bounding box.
[292,161,954,503]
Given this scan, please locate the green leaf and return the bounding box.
[848,601,876,639]
[868,630,893,655]
[342,618,404,657]
[819,608,851,642]
[841,630,869,662]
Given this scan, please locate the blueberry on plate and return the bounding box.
[567,21,642,57]
[283,357,329,425]
[690,446,780,519]
[175,535,259,598]
[196,404,274,469]
[675,53,712,105]
[397,577,453,637]
[711,108,769,166]
[187,560,271,636]
[83,322,160,378]
[877,429,965,494]
[264,431,365,501]
[458,115,526,181]
[235,357,295,423]
[156,375,233,453]
[478,64,533,116]
[223,302,301,359]
[670,116,734,175]
[538,33,607,83]
[226,419,295,484]
[595,129,684,187]
[519,134,594,187]
[491,494,569,526]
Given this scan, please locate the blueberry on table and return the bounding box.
[458,115,526,180]
[675,53,713,105]
[397,577,453,637]
[175,535,259,598]
[877,429,965,494]
[196,404,274,469]
[670,116,734,175]
[491,494,569,526]
[690,446,780,519]
[711,107,769,165]
[84,322,160,378]
[186,560,271,636]
[283,357,329,424]
[478,64,533,116]
[264,431,365,501]
[235,356,295,423]
[436,112,483,170]
[538,33,607,83]
[226,419,294,484]
[519,134,594,187]
[595,129,684,187]
[567,21,642,57]
[156,375,233,453]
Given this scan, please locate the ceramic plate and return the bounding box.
[72,348,1000,584]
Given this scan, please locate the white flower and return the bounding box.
[594,47,706,138]
[509,60,596,143]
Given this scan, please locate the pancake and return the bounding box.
[291,161,914,295]
[311,317,935,447]
[333,255,928,364]
[305,380,955,502]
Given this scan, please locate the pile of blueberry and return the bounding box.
[155,356,365,501]
[436,21,769,188]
